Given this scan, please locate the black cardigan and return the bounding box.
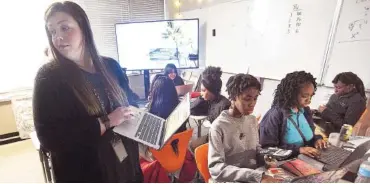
[190,95,231,123]
[33,57,143,182]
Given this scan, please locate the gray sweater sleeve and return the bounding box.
[208,128,264,183]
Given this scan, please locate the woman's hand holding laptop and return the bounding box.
[107,107,134,127]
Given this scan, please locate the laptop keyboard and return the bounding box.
[317,146,352,165]
[134,113,162,145]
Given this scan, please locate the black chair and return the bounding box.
[38,146,55,183]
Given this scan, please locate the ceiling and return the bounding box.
[167,0,243,14]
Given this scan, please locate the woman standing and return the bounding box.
[33,1,143,182]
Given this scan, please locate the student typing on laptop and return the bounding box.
[208,74,278,183]
[259,71,327,158]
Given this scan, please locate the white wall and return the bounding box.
[165,0,369,118]
[182,9,208,68]
[251,80,335,117]
[219,72,336,117]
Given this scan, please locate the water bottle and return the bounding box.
[355,158,370,183]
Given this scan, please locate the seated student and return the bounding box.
[164,63,184,86]
[147,73,164,101]
[259,71,326,158]
[317,72,366,134]
[148,76,187,133]
[191,66,231,123]
[140,76,195,182]
[208,74,276,183]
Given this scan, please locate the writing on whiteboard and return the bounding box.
[287,4,303,34]
[357,0,370,3]
[339,2,370,43]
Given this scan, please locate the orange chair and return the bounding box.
[149,129,193,181]
[194,143,211,183]
[353,109,370,136]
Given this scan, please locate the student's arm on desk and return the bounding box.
[208,128,264,183]
[190,98,208,116]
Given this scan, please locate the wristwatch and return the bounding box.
[100,115,111,130]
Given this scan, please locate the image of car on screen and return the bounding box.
[148,48,178,60]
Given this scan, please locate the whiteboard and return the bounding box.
[205,0,254,73]
[245,0,338,80]
[323,0,370,90]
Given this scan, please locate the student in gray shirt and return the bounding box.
[208,74,277,183]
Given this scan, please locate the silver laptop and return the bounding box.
[113,93,191,150]
[176,84,193,96]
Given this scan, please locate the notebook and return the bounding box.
[266,168,295,182]
[280,159,321,177]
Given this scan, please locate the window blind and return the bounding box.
[129,0,165,22]
[78,0,164,60]
[0,0,164,93]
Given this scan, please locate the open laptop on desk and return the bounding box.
[290,167,348,183]
[114,93,190,150]
[298,140,370,171]
[176,84,193,96]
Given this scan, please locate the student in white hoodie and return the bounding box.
[208,74,277,183]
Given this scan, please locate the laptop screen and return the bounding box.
[291,167,348,183]
[176,84,193,96]
[341,140,370,167]
[162,93,191,143]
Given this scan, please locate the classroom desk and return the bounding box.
[0,98,17,137]
[258,136,370,183]
[189,115,207,138]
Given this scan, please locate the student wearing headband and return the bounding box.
[190,66,230,123]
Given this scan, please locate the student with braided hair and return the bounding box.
[208,73,277,183]
[317,72,367,134]
[259,71,326,158]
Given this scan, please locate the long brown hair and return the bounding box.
[44,1,127,116]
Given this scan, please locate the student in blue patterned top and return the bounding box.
[259,71,327,158]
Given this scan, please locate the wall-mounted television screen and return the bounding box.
[116,18,199,70]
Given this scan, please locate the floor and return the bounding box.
[0,140,44,183]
